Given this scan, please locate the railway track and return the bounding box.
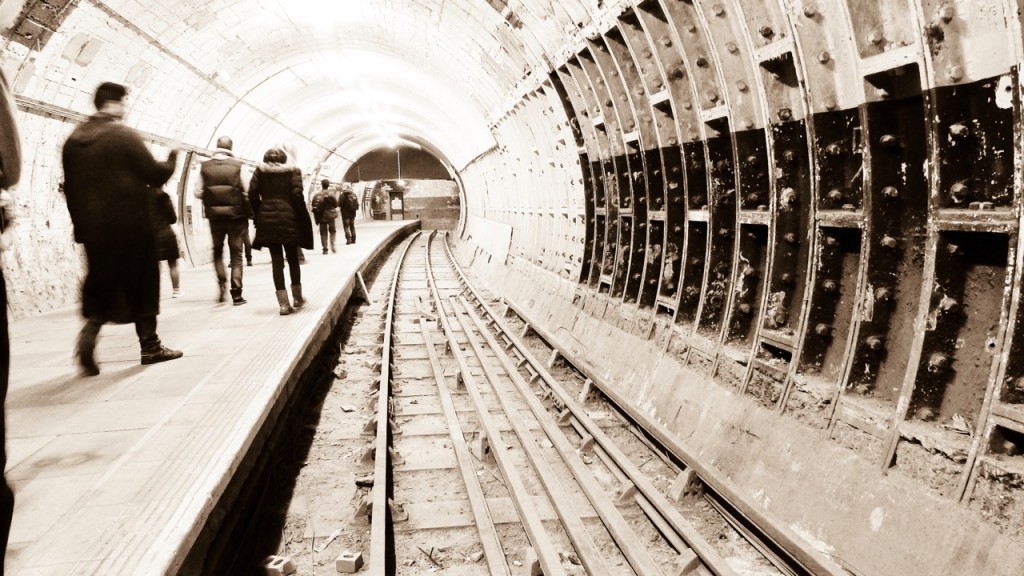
[363,231,833,575]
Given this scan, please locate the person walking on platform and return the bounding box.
[61,81,183,375]
[195,136,251,305]
[243,221,253,266]
[311,178,338,254]
[249,147,313,315]
[151,187,181,297]
[339,183,359,244]
[0,63,22,575]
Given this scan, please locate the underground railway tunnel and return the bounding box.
[1,0,1024,574]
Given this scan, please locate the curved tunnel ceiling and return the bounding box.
[0,0,606,173]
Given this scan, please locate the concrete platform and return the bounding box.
[3,220,418,575]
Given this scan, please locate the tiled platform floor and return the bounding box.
[4,219,418,575]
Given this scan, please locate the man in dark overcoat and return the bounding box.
[61,81,183,375]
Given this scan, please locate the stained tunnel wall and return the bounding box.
[459,1,1024,574]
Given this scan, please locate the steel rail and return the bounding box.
[449,296,620,576]
[423,234,568,576]
[491,288,845,576]
[454,294,674,576]
[368,231,420,575]
[439,235,735,576]
[418,320,511,575]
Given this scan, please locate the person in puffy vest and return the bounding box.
[339,183,359,244]
[195,136,252,305]
[310,178,338,254]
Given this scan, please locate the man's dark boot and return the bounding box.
[140,335,183,365]
[76,320,101,376]
[231,288,247,306]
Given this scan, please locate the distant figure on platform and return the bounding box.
[249,148,313,315]
[311,178,338,254]
[61,81,183,374]
[0,64,23,574]
[339,183,359,244]
[195,136,252,305]
[151,187,181,298]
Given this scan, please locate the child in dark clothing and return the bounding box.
[151,187,181,297]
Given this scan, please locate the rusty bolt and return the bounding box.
[815,323,832,336]
[784,232,799,244]
[874,287,893,301]
[865,335,884,350]
[782,149,797,163]
[928,352,950,372]
[737,80,748,92]
[827,189,844,201]
[707,91,719,103]
[817,51,831,63]
[760,26,774,38]
[747,192,761,203]
[949,123,969,137]
[937,5,955,22]
[673,225,683,233]
[780,187,797,205]
[726,42,739,54]
[948,65,963,82]
[825,97,837,110]
[661,36,673,47]
[880,235,898,249]
[712,4,725,16]
[950,180,970,201]
[803,4,818,17]
[825,143,843,156]
[937,295,958,313]
[686,23,697,33]
[823,235,838,246]
[746,154,759,165]
[696,55,708,67]
[881,186,899,199]
[879,134,899,148]
[822,279,838,293]
[738,302,752,314]
[715,159,730,171]
[946,242,962,255]
[780,273,794,284]
[718,228,731,237]
[867,29,884,45]
[743,117,754,129]
[778,108,793,121]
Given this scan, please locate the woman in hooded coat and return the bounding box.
[248,147,313,314]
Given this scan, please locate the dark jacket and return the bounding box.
[199,155,250,220]
[62,113,176,322]
[151,187,179,261]
[339,190,359,218]
[311,191,338,224]
[249,163,313,250]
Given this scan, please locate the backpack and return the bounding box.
[342,192,359,213]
